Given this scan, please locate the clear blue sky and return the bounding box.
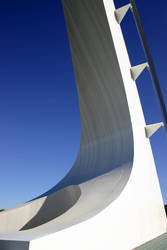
[0,0,166,209]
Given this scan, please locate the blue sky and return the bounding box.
[0,0,166,209]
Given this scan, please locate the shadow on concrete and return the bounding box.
[20,185,81,230]
[0,240,29,250]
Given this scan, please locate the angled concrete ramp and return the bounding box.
[0,0,166,249]
[38,0,134,197]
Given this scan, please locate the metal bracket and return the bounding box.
[114,4,132,24]
[145,122,164,138]
[130,0,167,134]
[130,62,149,81]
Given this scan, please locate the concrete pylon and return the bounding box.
[145,122,164,138]
[130,62,149,81]
[0,1,166,250]
[114,4,131,24]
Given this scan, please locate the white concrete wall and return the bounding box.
[29,0,167,249]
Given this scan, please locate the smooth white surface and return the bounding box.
[29,0,167,249]
[0,0,134,241]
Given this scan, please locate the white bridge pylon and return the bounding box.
[0,1,166,250]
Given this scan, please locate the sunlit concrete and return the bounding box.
[0,0,166,249]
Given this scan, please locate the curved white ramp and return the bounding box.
[0,0,166,249]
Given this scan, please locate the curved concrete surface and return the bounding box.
[0,0,133,239]
[0,0,166,249]
[38,0,134,197]
[20,186,81,230]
